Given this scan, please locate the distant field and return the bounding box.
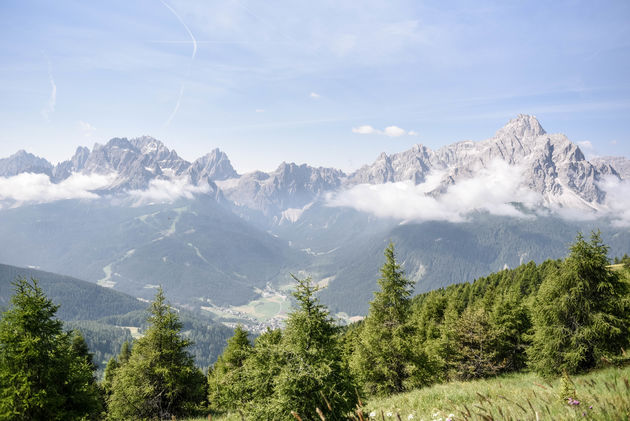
[186,364,630,420]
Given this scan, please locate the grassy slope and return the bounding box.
[188,365,630,421]
[363,365,630,421]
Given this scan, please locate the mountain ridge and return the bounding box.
[1,115,627,220]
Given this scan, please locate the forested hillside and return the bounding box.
[1,233,628,420]
[0,264,233,372]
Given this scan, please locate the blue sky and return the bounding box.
[0,0,629,172]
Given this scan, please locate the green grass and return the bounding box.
[363,365,630,421]
[185,365,630,420]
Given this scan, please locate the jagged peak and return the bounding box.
[102,137,136,150]
[130,136,167,152]
[494,114,546,140]
[3,149,50,163]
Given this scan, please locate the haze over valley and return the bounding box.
[1,114,629,326]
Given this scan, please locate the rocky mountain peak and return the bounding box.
[189,148,238,183]
[0,150,53,177]
[494,114,546,141]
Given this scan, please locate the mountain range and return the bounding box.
[1,115,629,318]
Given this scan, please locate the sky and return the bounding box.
[0,0,629,173]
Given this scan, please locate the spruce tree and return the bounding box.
[453,306,504,380]
[207,325,252,412]
[239,328,284,420]
[0,278,101,420]
[107,287,205,420]
[529,231,630,376]
[351,242,431,395]
[273,276,355,421]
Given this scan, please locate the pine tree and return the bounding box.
[529,231,630,376]
[273,276,355,420]
[107,287,205,420]
[239,328,284,420]
[351,242,432,395]
[102,341,132,398]
[490,290,531,372]
[0,278,101,420]
[207,325,252,412]
[453,306,504,380]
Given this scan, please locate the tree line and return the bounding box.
[0,231,628,420]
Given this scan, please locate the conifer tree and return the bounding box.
[351,243,432,395]
[490,290,531,372]
[239,328,284,419]
[273,276,355,420]
[529,231,630,376]
[102,341,132,398]
[0,278,101,420]
[453,306,504,380]
[207,325,252,412]
[107,288,205,420]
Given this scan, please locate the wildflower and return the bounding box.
[408,415,414,420]
[386,412,393,417]
[369,411,377,418]
[449,414,454,419]
[568,397,580,406]
[589,405,593,409]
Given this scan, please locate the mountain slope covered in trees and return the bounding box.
[0,264,233,372]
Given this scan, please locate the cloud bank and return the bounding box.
[327,160,542,223]
[0,172,211,208]
[128,178,210,205]
[0,172,114,206]
[599,176,630,227]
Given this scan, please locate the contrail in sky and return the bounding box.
[160,0,197,126]
[41,58,56,122]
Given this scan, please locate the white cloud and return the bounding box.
[79,121,96,138]
[0,172,114,206]
[255,109,265,113]
[599,175,630,227]
[352,125,378,135]
[352,125,417,137]
[408,130,419,136]
[327,160,541,223]
[310,92,321,99]
[383,126,406,137]
[128,178,210,205]
[578,140,594,151]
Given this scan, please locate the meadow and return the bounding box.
[188,364,630,420]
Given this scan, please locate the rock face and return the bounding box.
[592,156,630,180]
[189,149,238,184]
[0,115,627,216]
[0,137,236,194]
[219,162,346,216]
[0,150,53,177]
[348,115,616,211]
